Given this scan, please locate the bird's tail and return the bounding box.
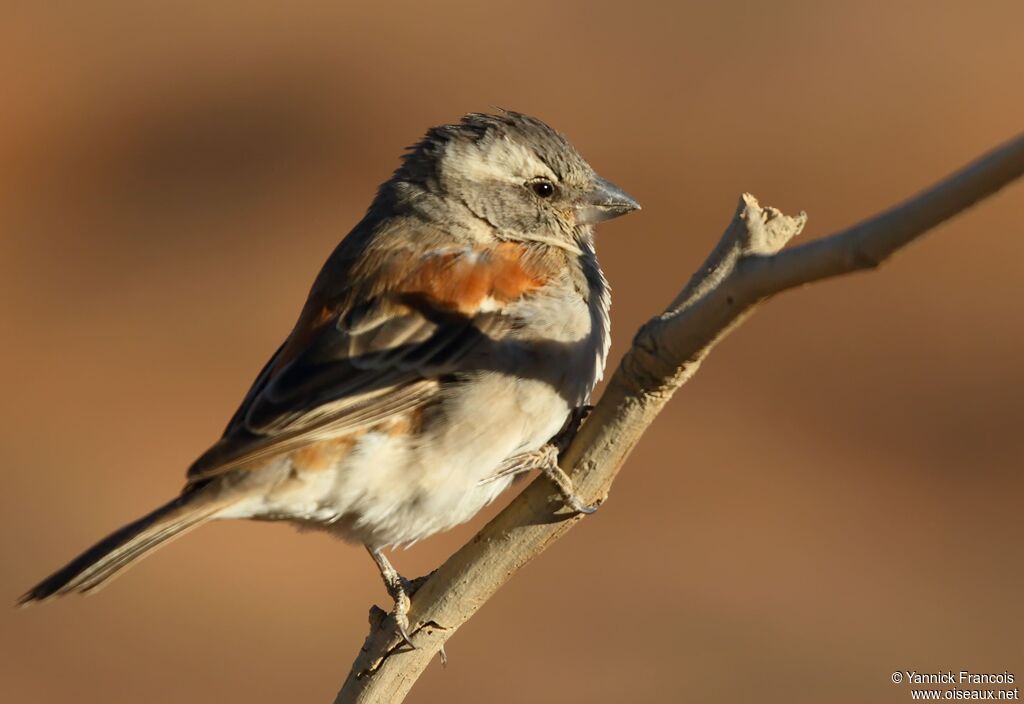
[18,487,235,604]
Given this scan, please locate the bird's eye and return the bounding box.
[529,180,555,198]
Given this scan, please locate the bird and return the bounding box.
[19,111,640,644]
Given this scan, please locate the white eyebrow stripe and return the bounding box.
[445,138,558,184]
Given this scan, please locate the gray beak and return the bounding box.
[576,176,641,225]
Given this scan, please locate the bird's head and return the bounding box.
[389,111,639,249]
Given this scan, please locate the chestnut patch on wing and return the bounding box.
[404,243,548,314]
[290,434,360,473]
[382,405,426,437]
[287,407,426,474]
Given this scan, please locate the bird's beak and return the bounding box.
[576,176,641,225]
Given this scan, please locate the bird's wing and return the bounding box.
[186,227,555,482]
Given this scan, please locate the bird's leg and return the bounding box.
[478,404,600,511]
[526,444,600,515]
[366,546,416,650]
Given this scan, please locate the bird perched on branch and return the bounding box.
[20,111,639,644]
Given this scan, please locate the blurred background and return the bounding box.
[2,2,1021,702]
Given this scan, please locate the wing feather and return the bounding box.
[186,228,550,482]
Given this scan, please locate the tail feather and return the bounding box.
[18,490,231,605]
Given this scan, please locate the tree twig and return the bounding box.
[334,132,1024,704]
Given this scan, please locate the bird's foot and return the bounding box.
[402,570,435,598]
[367,547,417,650]
[533,444,600,514]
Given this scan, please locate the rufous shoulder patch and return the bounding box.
[401,243,551,314]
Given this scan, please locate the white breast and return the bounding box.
[241,247,611,549]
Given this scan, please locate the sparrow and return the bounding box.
[20,111,640,643]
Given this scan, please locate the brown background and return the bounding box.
[2,2,1021,702]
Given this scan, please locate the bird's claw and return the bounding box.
[562,492,599,514]
[535,444,600,515]
[368,547,419,650]
[393,602,416,651]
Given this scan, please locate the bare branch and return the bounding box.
[334,133,1024,704]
